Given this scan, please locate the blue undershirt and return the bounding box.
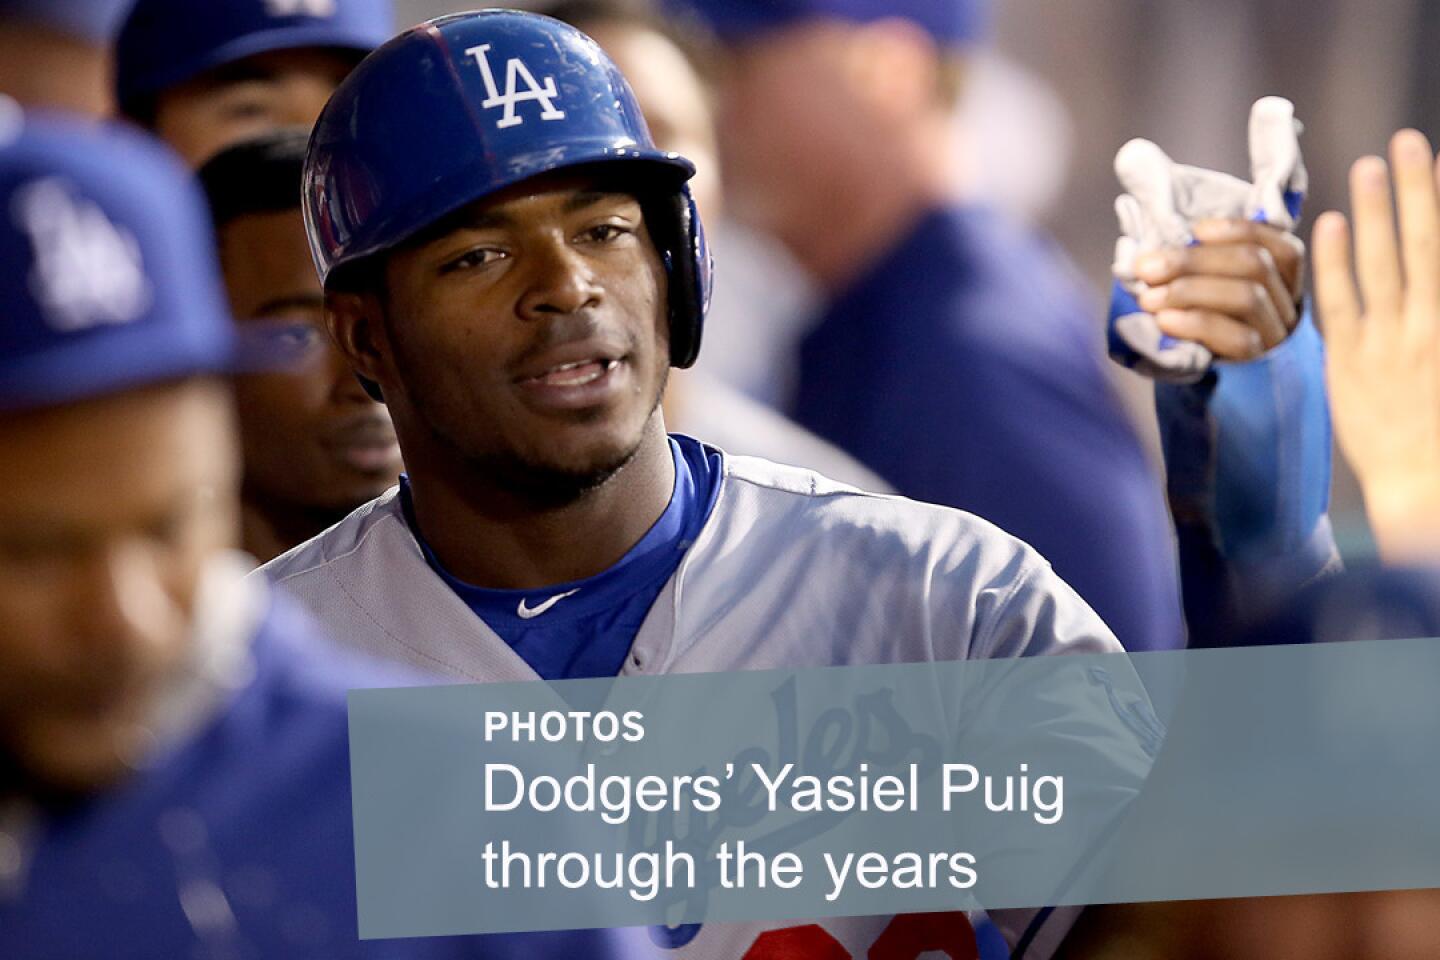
[401,435,723,680]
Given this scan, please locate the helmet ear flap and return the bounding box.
[659,185,710,369]
[357,374,385,402]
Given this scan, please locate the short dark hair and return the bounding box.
[196,128,310,230]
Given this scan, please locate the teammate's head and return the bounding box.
[0,0,136,116]
[667,0,985,262]
[305,11,709,503]
[530,0,722,218]
[0,112,239,795]
[198,131,401,561]
[115,0,392,165]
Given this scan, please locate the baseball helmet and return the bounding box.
[303,9,711,373]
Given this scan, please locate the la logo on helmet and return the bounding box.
[466,45,566,130]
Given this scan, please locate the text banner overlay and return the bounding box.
[349,638,1440,938]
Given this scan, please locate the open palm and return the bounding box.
[1313,129,1440,563]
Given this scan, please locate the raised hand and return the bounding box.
[1110,97,1308,380]
[1313,129,1440,564]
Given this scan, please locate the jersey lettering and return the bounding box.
[12,178,151,333]
[466,44,566,129]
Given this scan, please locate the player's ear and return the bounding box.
[324,287,393,394]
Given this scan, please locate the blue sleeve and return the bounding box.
[1156,308,1340,644]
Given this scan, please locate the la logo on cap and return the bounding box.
[466,44,566,130]
[12,178,151,333]
[264,0,337,17]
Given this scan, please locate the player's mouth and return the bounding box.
[527,358,619,387]
[322,415,402,474]
[513,347,629,412]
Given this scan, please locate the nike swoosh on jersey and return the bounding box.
[517,588,581,619]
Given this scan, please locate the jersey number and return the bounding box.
[740,913,979,960]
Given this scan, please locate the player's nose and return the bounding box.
[515,239,602,321]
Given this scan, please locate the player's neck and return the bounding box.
[0,25,112,118]
[404,416,676,590]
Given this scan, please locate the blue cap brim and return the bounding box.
[0,322,238,413]
[118,23,381,106]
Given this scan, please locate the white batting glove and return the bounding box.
[1108,97,1307,383]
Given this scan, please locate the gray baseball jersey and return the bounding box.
[259,453,1125,959]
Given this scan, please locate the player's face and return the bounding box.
[220,210,402,514]
[152,49,354,166]
[372,174,670,497]
[0,381,238,795]
[714,23,861,240]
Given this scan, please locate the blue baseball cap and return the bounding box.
[0,103,236,413]
[666,0,988,46]
[115,0,394,110]
[0,0,136,43]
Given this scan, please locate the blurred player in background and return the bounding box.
[199,132,403,564]
[0,0,134,116]
[527,0,888,490]
[0,104,642,960]
[115,0,392,164]
[667,0,1185,652]
[262,12,1157,956]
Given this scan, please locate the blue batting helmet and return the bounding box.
[303,9,711,370]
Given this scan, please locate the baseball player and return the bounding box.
[1059,118,1440,957]
[197,131,402,564]
[114,0,392,165]
[0,0,134,116]
[261,12,1150,957]
[0,106,644,960]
